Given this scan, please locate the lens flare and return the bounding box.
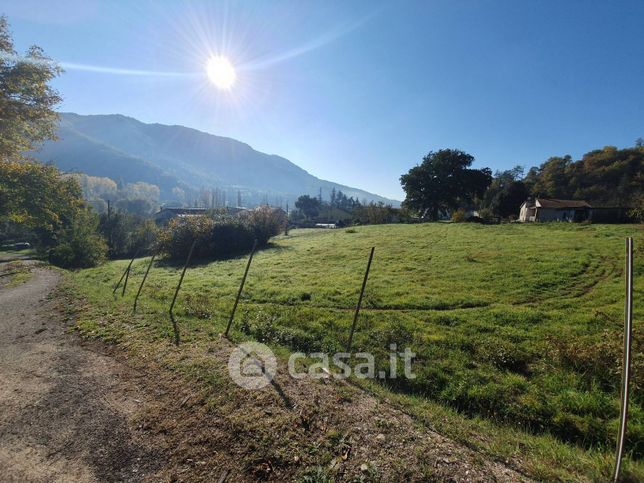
[206,56,236,89]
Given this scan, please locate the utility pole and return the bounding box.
[107,199,113,250]
[285,201,289,236]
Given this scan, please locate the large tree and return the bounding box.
[0,15,61,161]
[295,194,321,219]
[400,149,492,220]
[482,166,529,218]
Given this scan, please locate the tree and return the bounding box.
[524,155,573,199]
[295,195,321,219]
[400,149,492,220]
[0,160,107,267]
[0,160,84,247]
[0,16,61,161]
[489,181,528,218]
[482,166,529,218]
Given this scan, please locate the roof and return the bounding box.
[157,208,207,214]
[154,208,208,217]
[535,198,591,209]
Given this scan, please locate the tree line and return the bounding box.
[400,145,643,221]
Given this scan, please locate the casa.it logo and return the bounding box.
[228,342,277,390]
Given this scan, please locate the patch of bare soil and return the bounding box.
[121,339,531,482]
[0,261,162,482]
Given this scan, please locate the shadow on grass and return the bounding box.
[153,242,292,269]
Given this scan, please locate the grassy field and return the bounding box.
[68,222,643,480]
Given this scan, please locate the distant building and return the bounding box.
[154,206,249,225]
[154,207,208,224]
[519,198,632,223]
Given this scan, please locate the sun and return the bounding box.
[206,56,236,90]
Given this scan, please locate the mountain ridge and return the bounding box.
[32,112,399,207]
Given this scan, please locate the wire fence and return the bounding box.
[113,236,636,479]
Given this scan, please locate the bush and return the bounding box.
[130,219,159,256]
[157,207,287,261]
[451,208,467,223]
[478,208,497,224]
[211,217,255,253]
[241,205,287,245]
[157,215,215,260]
[99,211,158,258]
[48,209,107,268]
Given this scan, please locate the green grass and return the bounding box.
[0,247,36,257]
[68,223,643,481]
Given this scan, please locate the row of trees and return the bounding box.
[68,173,161,216]
[292,193,404,226]
[400,145,643,221]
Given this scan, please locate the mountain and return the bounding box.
[32,112,399,207]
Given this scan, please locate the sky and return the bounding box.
[3,0,644,200]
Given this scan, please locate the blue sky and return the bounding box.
[4,0,644,200]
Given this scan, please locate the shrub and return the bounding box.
[451,208,467,223]
[130,219,159,255]
[158,207,287,261]
[48,209,107,268]
[629,194,644,222]
[241,205,287,245]
[157,215,215,260]
[478,208,497,223]
[211,216,255,254]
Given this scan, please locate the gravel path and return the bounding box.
[0,262,160,482]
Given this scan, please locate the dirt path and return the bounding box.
[0,262,161,482]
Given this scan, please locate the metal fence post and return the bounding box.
[347,246,375,353]
[169,241,197,346]
[133,254,156,314]
[113,252,137,295]
[120,249,141,297]
[225,239,258,337]
[613,237,634,482]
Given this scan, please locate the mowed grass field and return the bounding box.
[69,223,643,480]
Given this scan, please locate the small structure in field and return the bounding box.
[315,223,338,229]
[154,207,208,225]
[519,198,592,222]
[154,206,248,225]
[519,198,633,223]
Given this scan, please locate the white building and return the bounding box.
[519,198,592,222]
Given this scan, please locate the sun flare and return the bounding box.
[206,56,236,90]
